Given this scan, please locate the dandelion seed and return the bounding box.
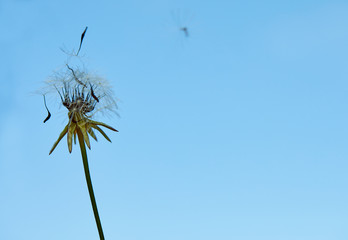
[76,26,88,56]
[90,83,100,102]
[66,64,87,88]
[42,94,51,123]
[180,27,189,37]
[171,9,193,38]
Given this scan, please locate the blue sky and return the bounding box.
[1,0,348,239]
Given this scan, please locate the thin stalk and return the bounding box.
[77,129,105,240]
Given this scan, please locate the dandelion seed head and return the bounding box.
[44,65,118,119]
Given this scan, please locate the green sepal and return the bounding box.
[92,125,112,142]
[78,120,91,149]
[89,120,118,132]
[67,123,77,153]
[87,125,98,141]
[49,124,69,155]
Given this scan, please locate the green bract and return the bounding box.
[49,113,118,154]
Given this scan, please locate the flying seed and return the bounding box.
[180,27,189,37]
[43,95,51,123]
[76,26,88,56]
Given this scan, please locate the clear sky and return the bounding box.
[1,0,348,239]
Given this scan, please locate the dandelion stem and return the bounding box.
[77,128,105,240]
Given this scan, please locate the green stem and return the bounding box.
[77,129,105,240]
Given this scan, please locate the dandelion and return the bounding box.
[42,28,117,240]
